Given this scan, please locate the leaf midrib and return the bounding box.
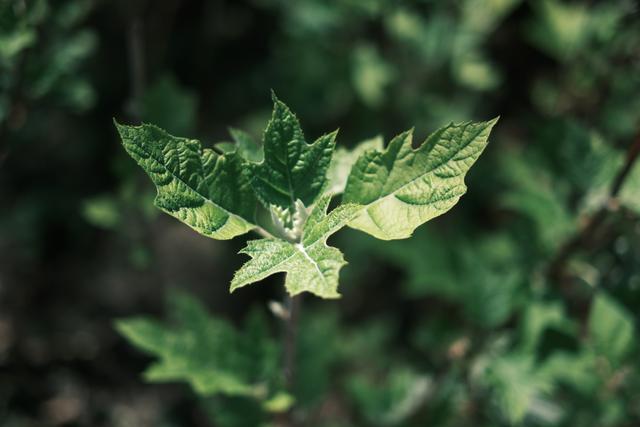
[295,243,326,286]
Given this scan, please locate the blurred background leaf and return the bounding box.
[1,0,640,425]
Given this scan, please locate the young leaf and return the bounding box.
[482,354,554,424]
[588,292,634,365]
[343,119,498,240]
[115,122,257,240]
[115,292,278,397]
[216,128,264,163]
[348,367,432,425]
[230,195,360,298]
[619,160,640,215]
[230,128,264,162]
[248,94,337,215]
[326,135,384,194]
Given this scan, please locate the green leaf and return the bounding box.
[343,119,498,240]
[216,128,264,163]
[262,391,295,413]
[248,94,337,214]
[619,160,640,215]
[351,44,395,107]
[526,0,592,61]
[230,128,264,163]
[539,351,599,394]
[588,292,634,365]
[115,292,278,397]
[482,354,554,424]
[231,195,360,298]
[327,135,384,194]
[370,229,522,328]
[115,122,257,240]
[347,366,432,426]
[499,147,575,252]
[519,301,575,353]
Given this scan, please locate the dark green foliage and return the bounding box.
[248,94,337,213]
[2,0,640,426]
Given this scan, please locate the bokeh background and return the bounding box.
[1,0,640,426]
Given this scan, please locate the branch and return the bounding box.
[273,294,301,427]
[548,132,640,282]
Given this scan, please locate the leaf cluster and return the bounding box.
[116,94,497,298]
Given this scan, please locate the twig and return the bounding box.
[548,132,640,282]
[610,134,640,197]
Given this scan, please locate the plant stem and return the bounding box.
[274,293,301,427]
[283,294,301,389]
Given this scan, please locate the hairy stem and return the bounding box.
[274,293,301,427]
[283,294,301,388]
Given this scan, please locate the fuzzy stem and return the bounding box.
[274,293,301,427]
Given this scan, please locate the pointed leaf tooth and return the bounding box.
[343,118,498,240]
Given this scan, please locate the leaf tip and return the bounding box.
[113,118,127,135]
[113,317,133,337]
[229,280,241,294]
[270,89,280,104]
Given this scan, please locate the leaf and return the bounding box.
[248,93,337,215]
[343,119,498,240]
[483,354,554,424]
[539,351,599,394]
[347,366,432,426]
[519,301,575,353]
[326,135,384,194]
[115,292,278,397]
[262,391,295,413]
[351,44,395,107]
[499,147,575,252]
[619,160,640,215]
[527,0,589,60]
[230,195,360,298]
[369,228,522,327]
[216,128,264,163]
[588,292,634,365]
[230,128,264,163]
[115,122,257,240]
